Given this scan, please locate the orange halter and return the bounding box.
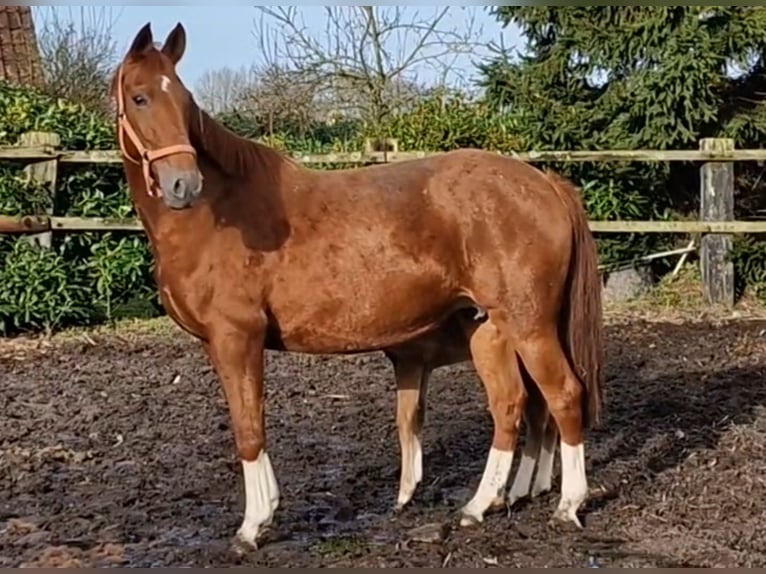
[115,64,198,197]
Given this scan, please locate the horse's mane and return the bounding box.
[188,97,298,180]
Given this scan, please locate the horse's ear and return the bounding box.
[128,22,153,56]
[161,22,186,65]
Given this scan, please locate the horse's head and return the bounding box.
[111,22,202,210]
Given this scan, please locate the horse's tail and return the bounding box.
[546,170,604,429]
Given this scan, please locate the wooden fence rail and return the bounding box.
[3,132,766,307]
[5,145,766,164]
[4,215,766,235]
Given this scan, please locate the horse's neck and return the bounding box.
[192,104,293,181]
[125,110,299,269]
[124,162,194,254]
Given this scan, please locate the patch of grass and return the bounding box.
[311,535,370,558]
[55,315,181,341]
[0,315,188,361]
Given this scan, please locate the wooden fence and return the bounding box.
[1,132,766,307]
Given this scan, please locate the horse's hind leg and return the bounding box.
[516,330,587,527]
[507,381,560,506]
[390,354,430,510]
[532,410,558,499]
[507,387,551,507]
[460,314,526,527]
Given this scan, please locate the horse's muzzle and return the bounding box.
[157,166,203,209]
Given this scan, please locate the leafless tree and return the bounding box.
[195,62,322,138]
[35,6,121,112]
[195,65,258,114]
[253,6,484,133]
[243,64,323,137]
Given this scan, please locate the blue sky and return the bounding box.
[33,6,522,95]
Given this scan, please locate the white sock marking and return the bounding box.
[555,442,587,526]
[461,447,514,525]
[414,437,423,483]
[532,431,556,497]
[397,434,423,507]
[160,74,171,93]
[508,451,536,505]
[237,451,280,546]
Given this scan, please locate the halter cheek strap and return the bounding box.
[115,64,198,198]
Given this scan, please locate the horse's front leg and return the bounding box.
[205,322,279,550]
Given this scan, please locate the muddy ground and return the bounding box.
[2,318,766,567]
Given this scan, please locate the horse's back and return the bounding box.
[294,147,575,283]
[356,147,572,228]
[413,148,575,257]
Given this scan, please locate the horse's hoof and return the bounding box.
[231,534,258,556]
[459,510,483,528]
[488,495,506,511]
[232,524,272,556]
[550,506,584,530]
[531,485,552,499]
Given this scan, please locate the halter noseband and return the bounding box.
[116,64,198,197]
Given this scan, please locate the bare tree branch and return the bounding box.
[252,6,484,130]
[195,65,258,114]
[195,61,327,139]
[35,6,121,112]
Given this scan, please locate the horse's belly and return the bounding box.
[277,319,443,354]
[271,284,452,354]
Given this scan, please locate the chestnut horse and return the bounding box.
[110,23,604,549]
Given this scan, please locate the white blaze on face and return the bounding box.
[160,74,171,93]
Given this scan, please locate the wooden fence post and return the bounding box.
[699,137,735,307]
[364,137,399,154]
[19,131,60,248]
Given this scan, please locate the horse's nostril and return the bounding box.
[159,171,201,206]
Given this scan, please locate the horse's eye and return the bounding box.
[132,95,148,107]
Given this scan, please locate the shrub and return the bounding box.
[0,79,160,334]
[373,89,523,153]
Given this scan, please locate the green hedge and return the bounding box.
[2,81,765,335]
[0,80,159,334]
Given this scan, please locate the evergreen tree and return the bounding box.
[479,7,766,270]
